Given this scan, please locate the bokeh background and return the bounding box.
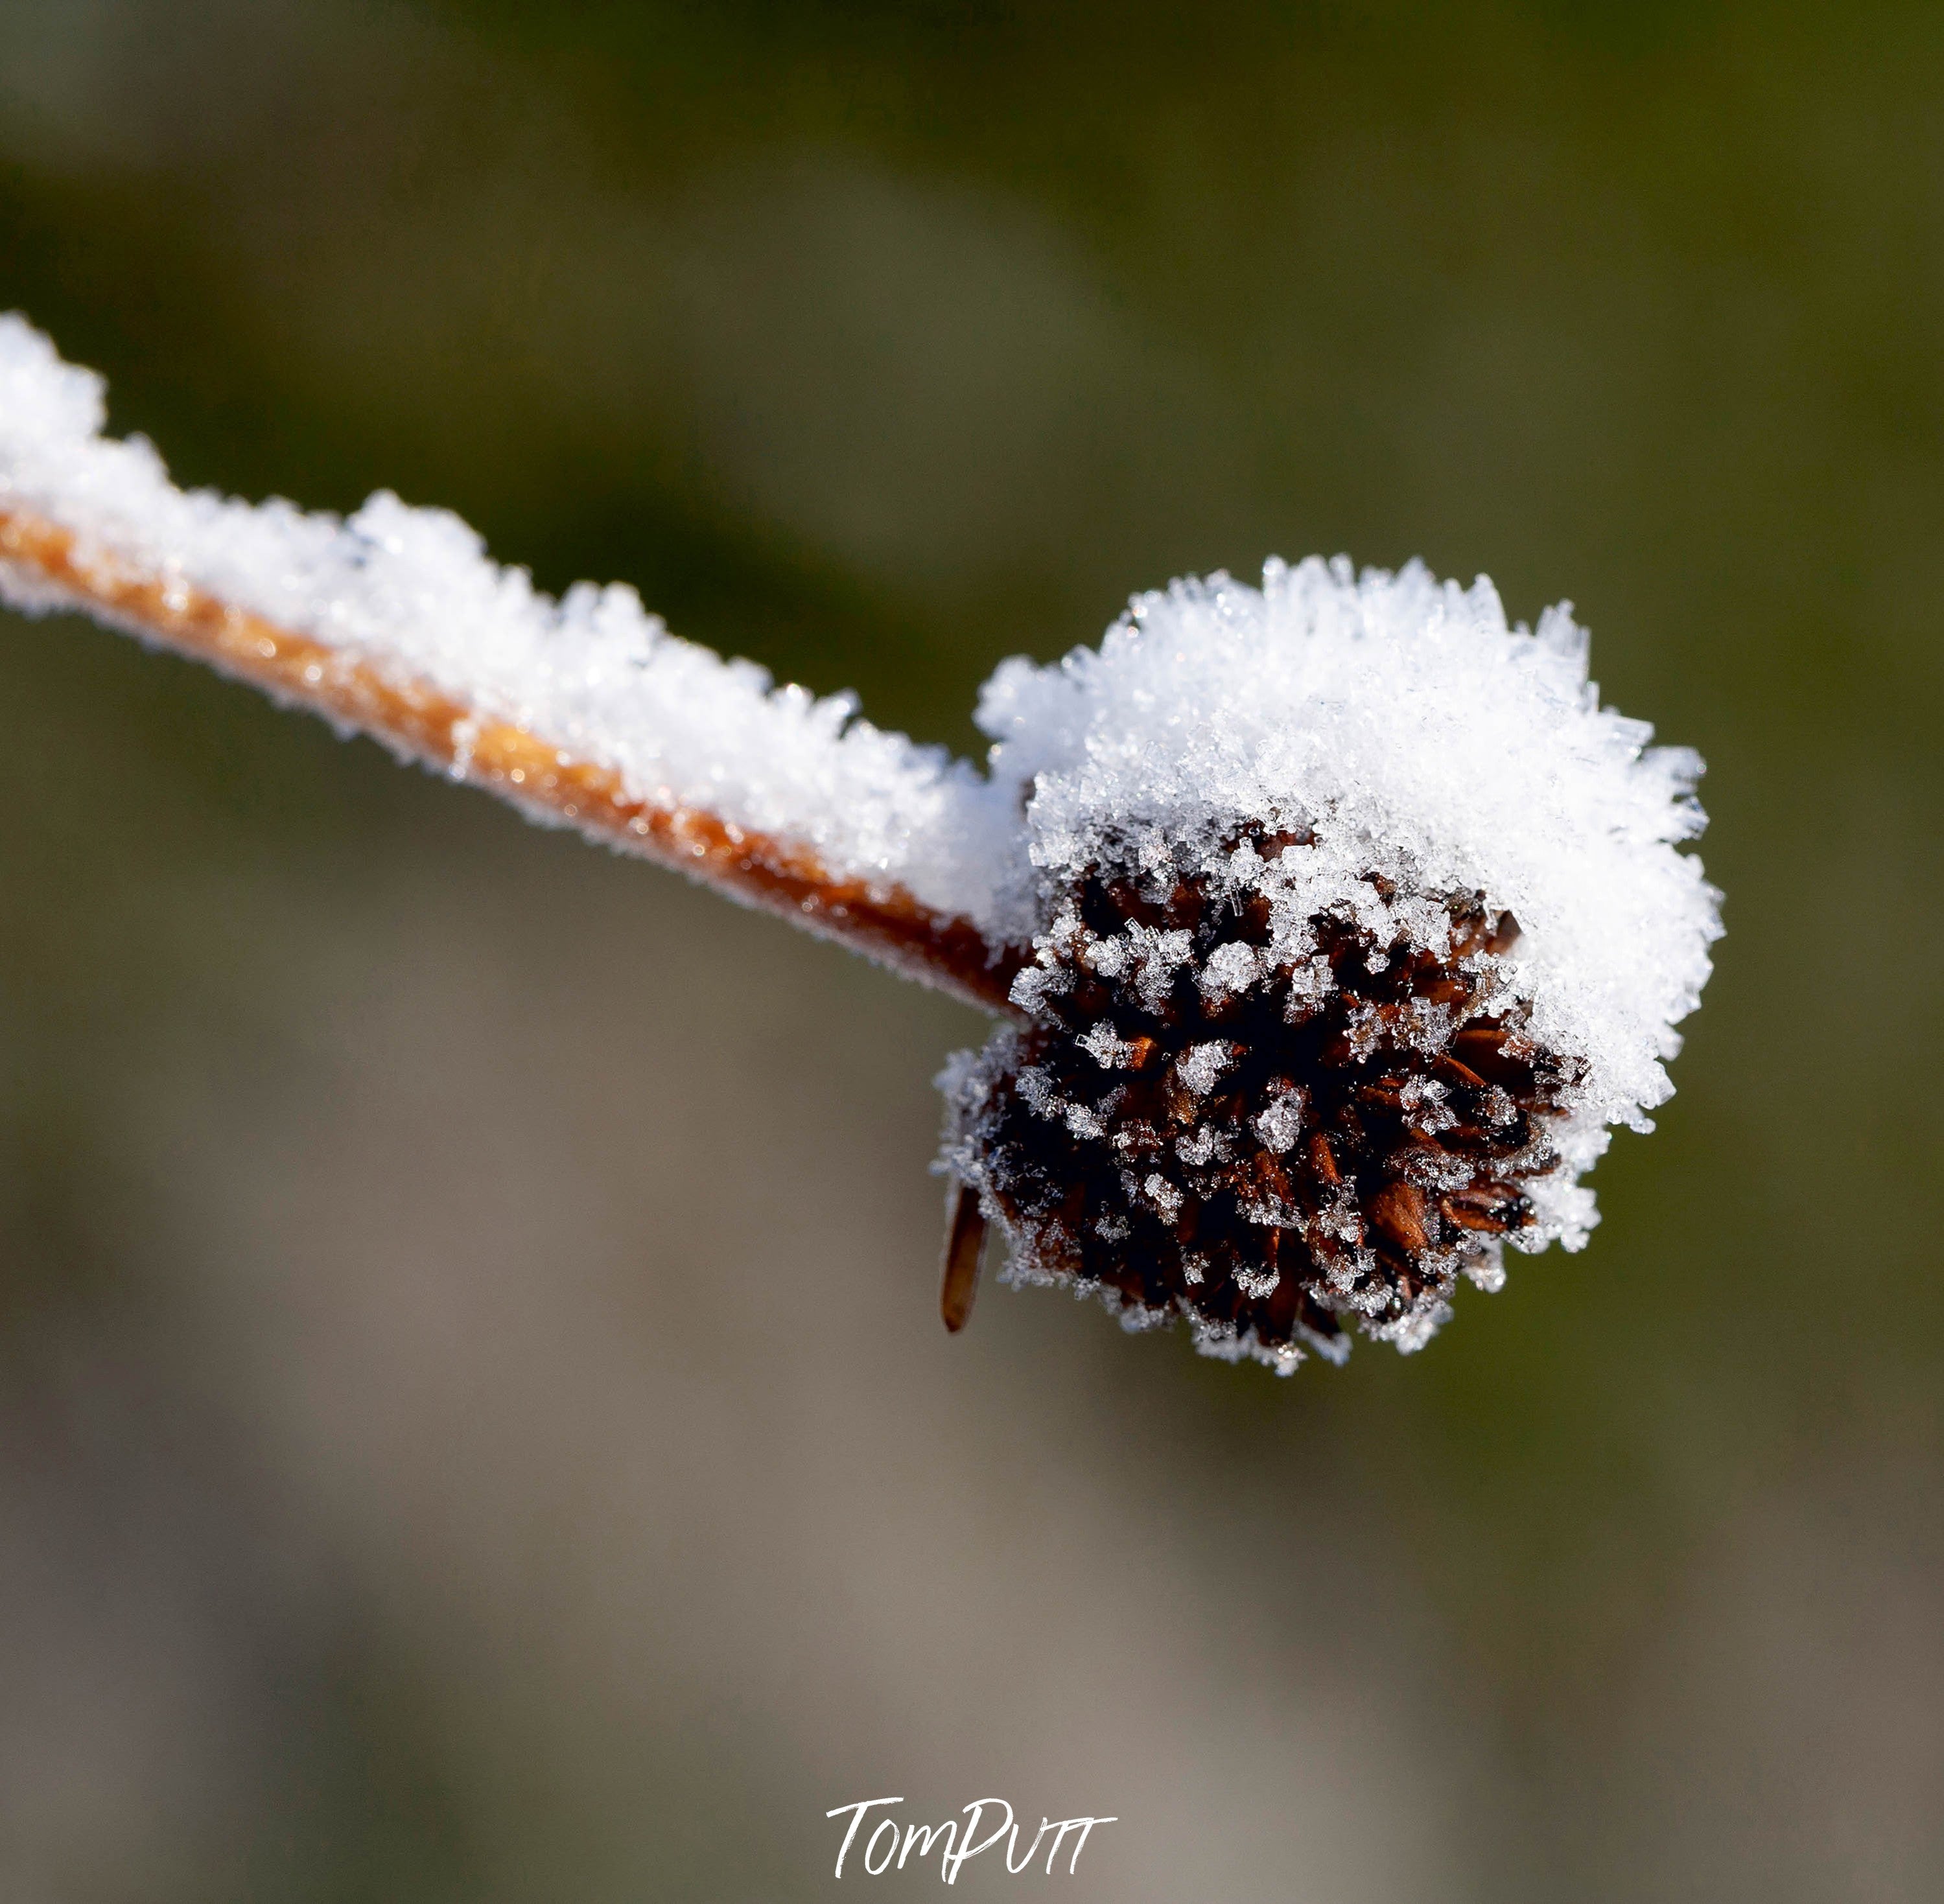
[1,2,1939,1898]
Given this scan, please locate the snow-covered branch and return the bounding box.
[0,313,1722,1368]
[0,317,1027,1009]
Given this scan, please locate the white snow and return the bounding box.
[0,314,1020,927]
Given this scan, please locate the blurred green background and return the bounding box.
[0,2,1939,1898]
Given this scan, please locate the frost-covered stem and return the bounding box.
[0,498,1020,1010]
[0,318,1720,1370]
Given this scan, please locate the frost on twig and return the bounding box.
[0,316,1028,1008]
[0,315,1721,1371]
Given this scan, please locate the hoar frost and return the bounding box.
[0,313,1018,929]
[0,314,1720,1370]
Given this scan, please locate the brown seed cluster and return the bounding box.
[944,824,1583,1366]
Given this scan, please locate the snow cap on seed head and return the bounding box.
[977,555,1722,1153]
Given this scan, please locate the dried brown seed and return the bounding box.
[1368,1179,1432,1255]
[939,1181,987,1332]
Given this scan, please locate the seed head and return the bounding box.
[940,558,1721,1371]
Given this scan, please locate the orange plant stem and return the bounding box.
[0,502,1027,1012]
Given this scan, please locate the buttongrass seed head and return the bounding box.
[940,558,1721,1372]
